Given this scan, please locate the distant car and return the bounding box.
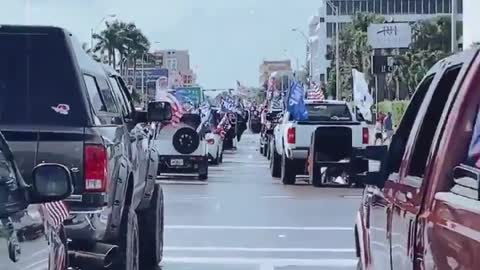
[206,109,224,164]
[154,114,209,180]
[0,131,74,270]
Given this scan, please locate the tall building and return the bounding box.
[309,0,463,85]
[259,60,292,88]
[126,49,196,94]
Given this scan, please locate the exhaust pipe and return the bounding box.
[69,243,118,269]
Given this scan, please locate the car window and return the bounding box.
[408,65,462,178]
[84,75,106,113]
[385,75,434,176]
[109,77,130,117]
[304,104,352,121]
[0,32,87,126]
[97,78,119,113]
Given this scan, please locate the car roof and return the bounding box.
[304,99,348,105]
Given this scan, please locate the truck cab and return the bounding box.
[355,48,480,270]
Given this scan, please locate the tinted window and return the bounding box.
[0,32,86,126]
[97,78,118,113]
[304,104,352,121]
[109,77,129,117]
[84,75,105,112]
[408,66,462,177]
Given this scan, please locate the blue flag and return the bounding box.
[287,80,308,121]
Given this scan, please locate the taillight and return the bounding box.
[207,138,215,145]
[287,127,296,144]
[362,127,369,144]
[84,145,108,192]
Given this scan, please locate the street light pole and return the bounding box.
[326,0,340,100]
[451,0,458,52]
[292,28,312,85]
[141,52,146,107]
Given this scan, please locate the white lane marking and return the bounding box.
[162,257,357,267]
[165,225,353,231]
[261,195,294,199]
[164,246,355,253]
[157,180,208,185]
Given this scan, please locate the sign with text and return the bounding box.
[368,23,412,49]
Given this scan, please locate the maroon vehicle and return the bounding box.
[355,48,480,270]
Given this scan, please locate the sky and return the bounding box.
[0,0,321,89]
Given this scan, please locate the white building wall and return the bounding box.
[309,0,463,85]
[464,0,480,48]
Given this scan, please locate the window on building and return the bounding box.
[429,0,437,13]
[416,0,423,13]
[354,1,361,14]
[443,0,450,13]
[366,0,373,12]
[409,0,416,13]
[395,0,402,13]
[374,0,381,13]
[362,0,368,12]
[347,0,353,15]
[327,23,334,38]
[167,58,178,70]
[436,0,443,13]
[382,0,388,13]
[339,0,347,15]
[423,0,430,13]
[458,0,463,13]
[387,0,394,14]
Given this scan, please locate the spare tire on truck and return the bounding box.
[172,127,200,154]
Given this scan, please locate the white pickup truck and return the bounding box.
[269,100,369,185]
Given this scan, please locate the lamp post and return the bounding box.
[292,28,312,85]
[326,0,340,100]
[90,14,116,52]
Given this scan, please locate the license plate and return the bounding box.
[170,159,184,166]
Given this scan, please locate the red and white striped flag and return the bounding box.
[307,83,325,100]
[43,201,69,228]
[156,91,185,124]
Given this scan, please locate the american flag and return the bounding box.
[306,83,325,100]
[43,201,69,228]
[216,113,232,139]
[156,91,185,124]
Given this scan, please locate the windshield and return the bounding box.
[305,104,352,121]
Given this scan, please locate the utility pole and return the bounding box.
[451,0,458,52]
[326,0,340,100]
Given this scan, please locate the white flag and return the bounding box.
[352,69,373,121]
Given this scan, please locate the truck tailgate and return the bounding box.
[1,126,85,194]
[296,121,363,148]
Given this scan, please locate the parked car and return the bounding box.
[154,114,209,180]
[0,131,73,270]
[354,48,480,270]
[0,25,169,270]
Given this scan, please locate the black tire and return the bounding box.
[211,148,220,165]
[310,161,323,188]
[270,146,281,178]
[262,142,268,157]
[281,152,296,185]
[138,184,164,268]
[267,141,272,160]
[219,150,224,163]
[114,209,139,270]
[199,163,208,180]
[172,127,200,154]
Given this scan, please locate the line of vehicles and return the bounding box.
[0,24,252,270]
[259,99,370,187]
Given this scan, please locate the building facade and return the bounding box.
[126,49,196,95]
[259,60,292,88]
[309,0,463,85]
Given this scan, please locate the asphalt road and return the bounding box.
[158,133,363,270]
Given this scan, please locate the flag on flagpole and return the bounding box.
[43,201,69,228]
[306,82,325,100]
[286,80,309,121]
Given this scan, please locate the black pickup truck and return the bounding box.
[0,25,170,269]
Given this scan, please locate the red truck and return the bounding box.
[354,48,480,270]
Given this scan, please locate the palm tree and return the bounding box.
[93,21,123,68]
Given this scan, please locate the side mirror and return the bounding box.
[450,164,480,200]
[148,102,172,122]
[29,163,73,203]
